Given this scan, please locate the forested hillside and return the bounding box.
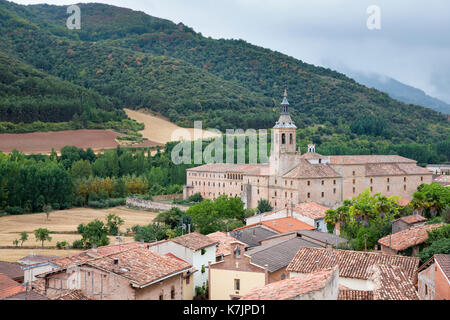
[0,0,448,164]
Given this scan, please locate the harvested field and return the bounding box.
[124,108,221,144]
[0,206,158,262]
[0,129,122,154]
[0,249,83,263]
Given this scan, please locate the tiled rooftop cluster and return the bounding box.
[378,223,444,251]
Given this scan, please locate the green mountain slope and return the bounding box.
[0,0,449,164]
[10,1,448,143]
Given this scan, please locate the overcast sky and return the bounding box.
[12,0,450,103]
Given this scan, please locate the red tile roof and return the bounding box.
[378,224,444,251]
[0,273,25,299]
[86,247,192,287]
[170,232,218,251]
[294,202,329,220]
[435,254,450,281]
[241,268,337,300]
[338,289,374,300]
[329,155,416,165]
[287,248,420,281]
[0,261,23,281]
[396,215,428,225]
[52,242,142,268]
[56,290,92,301]
[235,217,315,233]
[283,159,340,178]
[369,264,419,300]
[206,232,247,257]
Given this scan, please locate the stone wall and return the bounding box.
[126,197,189,212]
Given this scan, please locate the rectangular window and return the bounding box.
[321,192,324,198]
[307,181,311,186]
[186,276,190,285]
[307,193,311,198]
[234,279,240,291]
[171,287,175,300]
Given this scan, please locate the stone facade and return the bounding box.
[126,197,189,212]
[184,92,433,210]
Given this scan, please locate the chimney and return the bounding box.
[264,264,269,285]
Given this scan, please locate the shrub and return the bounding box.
[106,198,126,207]
[88,200,108,209]
[52,203,60,211]
[188,193,203,203]
[5,206,24,215]
[56,241,68,249]
[72,240,84,249]
[73,196,85,207]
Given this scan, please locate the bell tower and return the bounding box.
[270,89,300,176]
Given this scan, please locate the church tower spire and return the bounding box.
[270,89,300,176]
[274,88,296,129]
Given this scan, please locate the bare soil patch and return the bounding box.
[0,129,122,154]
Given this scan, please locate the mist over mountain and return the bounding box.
[344,70,450,115]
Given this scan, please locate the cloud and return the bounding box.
[11,0,450,103]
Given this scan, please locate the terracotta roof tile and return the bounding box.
[294,202,329,220]
[18,254,58,266]
[287,248,420,281]
[330,155,416,165]
[366,163,432,176]
[434,254,450,280]
[188,163,268,175]
[56,290,92,300]
[86,247,192,287]
[284,160,341,179]
[0,273,25,299]
[52,242,142,268]
[235,217,315,234]
[369,264,419,300]
[2,291,49,300]
[338,289,374,300]
[206,232,247,257]
[241,268,337,300]
[378,224,444,251]
[171,232,218,251]
[397,215,427,225]
[0,261,23,280]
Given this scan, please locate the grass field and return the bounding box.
[124,108,221,144]
[0,206,158,262]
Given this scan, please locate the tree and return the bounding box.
[188,193,203,203]
[13,239,19,247]
[77,220,110,249]
[154,207,184,229]
[257,200,273,214]
[106,213,124,235]
[43,204,52,221]
[71,159,92,180]
[34,228,52,248]
[325,189,401,251]
[412,183,450,218]
[133,223,170,242]
[20,231,28,247]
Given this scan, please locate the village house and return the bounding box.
[36,246,194,300]
[0,273,26,300]
[378,223,444,256]
[392,215,428,234]
[287,247,420,293]
[0,261,24,283]
[184,90,433,210]
[240,267,340,300]
[206,232,248,262]
[148,232,217,294]
[230,225,278,249]
[418,254,450,300]
[260,230,348,248]
[17,254,60,285]
[235,217,315,235]
[245,202,329,232]
[208,231,340,300]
